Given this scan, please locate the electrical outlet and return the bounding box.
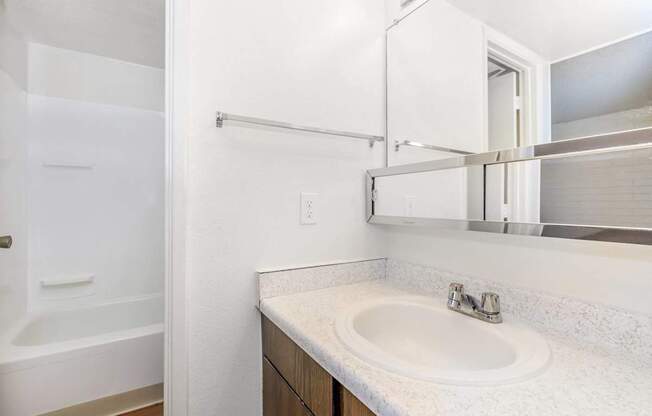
[404,196,416,217]
[300,192,318,225]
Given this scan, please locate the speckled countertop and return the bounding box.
[258,259,652,416]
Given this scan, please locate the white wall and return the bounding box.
[186,0,386,414]
[385,227,652,315]
[0,7,28,332]
[26,44,165,310]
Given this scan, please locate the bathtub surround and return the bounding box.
[0,8,166,414]
[258,259,652,415]
[27,43,164,112]
[0,39,165,319]
[25,43,165,310]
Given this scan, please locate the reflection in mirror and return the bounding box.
[374,161,542,224]
[383,0,652,236]
[387,0,485,170]
[374,167,484,220]
[551,31,652,141]
[374,147,652,230]
[488,57,521,150]
[541,148,652,228]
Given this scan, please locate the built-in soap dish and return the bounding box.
[41,161,95,170]
[40,274,95,288]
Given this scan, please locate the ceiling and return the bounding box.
[5,0,165,68]
[446,0,652,61]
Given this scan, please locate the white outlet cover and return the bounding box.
[300,192,318,225]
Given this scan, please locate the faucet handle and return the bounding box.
[448,283,464,301]
[480,292,501,314]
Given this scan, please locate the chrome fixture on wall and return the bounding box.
[215,111,385,147]
[447,283,502,324]
[366,128,652,246]
[394,140,473,155]
[0,235,12,249]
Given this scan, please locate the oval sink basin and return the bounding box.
[335,296,550,385]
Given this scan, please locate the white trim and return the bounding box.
[164,0,189,415]
[483,27,549,224]
[551,26,652,64]
[484,26,550,147]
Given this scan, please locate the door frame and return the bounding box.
[482,27,550,223]
[164,0,190,414]
[483,27,550,148]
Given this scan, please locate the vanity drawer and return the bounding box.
[263,358,312,416]
[262,316,333,416]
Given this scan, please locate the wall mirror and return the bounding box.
[375,0,652,244]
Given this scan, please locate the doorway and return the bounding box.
[486,55,523,221]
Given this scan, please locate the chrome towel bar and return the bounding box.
[395,140,474,155]
[216,111,384,147]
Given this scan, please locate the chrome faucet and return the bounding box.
[447,283,502,324]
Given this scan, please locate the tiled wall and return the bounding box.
[541,147,652,228]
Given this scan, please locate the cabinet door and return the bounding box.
[263,358,311,416]
[339,384,375,416]
[262,316,333,416]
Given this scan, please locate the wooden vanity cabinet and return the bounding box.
[263,358,312,416]
[262,316,375,416]
[338,384,376,416]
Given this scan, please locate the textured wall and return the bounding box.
[186,1,386,414]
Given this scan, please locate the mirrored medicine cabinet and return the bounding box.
[371,0,652,245]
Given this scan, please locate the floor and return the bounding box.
[121,404,164,416]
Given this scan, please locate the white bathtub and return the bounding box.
[0,295,164,416]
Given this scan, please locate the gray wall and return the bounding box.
[541,148,652,228]
[551,31,652,129]
[544,32,652,228]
